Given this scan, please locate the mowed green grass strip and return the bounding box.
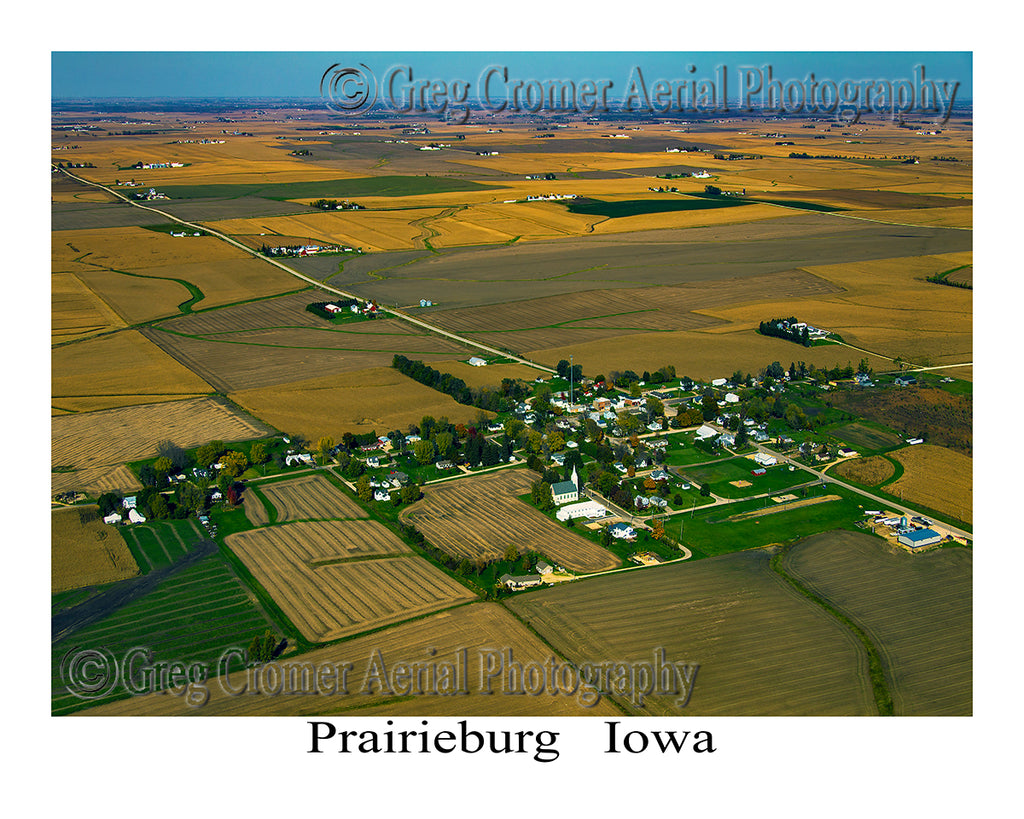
[506,549,875,716]
[52,556,276,715]
[679,485,867,559]
[121,518,203,572]
[157,176,496,201]
[781,531,972,716]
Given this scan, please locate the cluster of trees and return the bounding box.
[605,365,676,390]
[247,632,281,663]
[306,300,358,319]
[310,198,363,210]
[354,475,423,506]
[758,317,811,347]
[926,272,972,290]
[554,359,584,382]
[392,355,530,414]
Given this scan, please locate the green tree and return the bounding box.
[701,389,718,422]
[434,431,454,459]
[250,441,269,465]
[220,450,249,478]
[248,631,278,664]
[504,543,520,563]
[413,439,436,465]
[195,441,224,469]
[177,481,205,515]
[356,475,372,503]
[148,493,170,519]
[153,456,173,477]
[316,436,335,464]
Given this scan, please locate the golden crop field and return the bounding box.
[76,602,621,716]
[886,444,972,525]
[52,396,271,471]
[52,227,249,270]
[426,360,544,389]
[204,208,449,252]
[225,520,475,642]
[52,270,128,342]
[256,473,368,522]
[527,328,892,383]
[507,549,876,716]
[229,366,489,441]
[68,265,195,324]
[52,506,139,593]
[52,329,213,413]
[52,464,142,497]
[690,253,972,367]
[243,491,269,528]
[783,530,971,715]
[400,469,620,573]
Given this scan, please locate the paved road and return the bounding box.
[53,166,555,375]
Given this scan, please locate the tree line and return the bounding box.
[391,355,531,413]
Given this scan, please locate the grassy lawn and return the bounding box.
[679,485,868,559]
[678,457,815,499]
[663,439,716,467]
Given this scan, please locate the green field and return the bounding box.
[678,484,867,558]
[120,518,205,573]
[781,530,971,715]
[157,176,496,201]
[678,457,813,498]
[663,439,715,467]
[52,554,279,715]
[565,196,751,218]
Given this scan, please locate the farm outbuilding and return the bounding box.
[897,528,943,549]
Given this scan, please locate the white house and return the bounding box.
[103,512,122,525]
[724,393,739,404]
[695,425,718,440]
[500,574,543,590]
[127,508,147,524]
[753,453,777,467]
[711,378,727,387]
[468,357,487,366]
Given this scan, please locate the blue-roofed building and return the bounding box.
[897,528,943,549]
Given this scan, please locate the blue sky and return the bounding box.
[51,52,972,100]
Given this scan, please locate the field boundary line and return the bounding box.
[771,540,893,716]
